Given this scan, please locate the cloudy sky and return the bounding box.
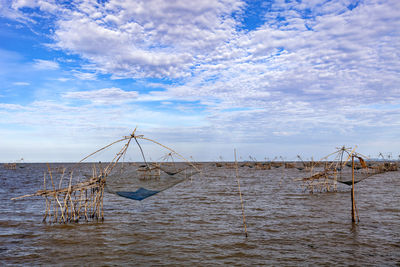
[0,0,399,162]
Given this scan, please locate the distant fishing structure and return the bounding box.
[3,158,24,170]
[11,129,200,223]
[3,163,17,170]
[295,146,398,222]
[295,146,397,193]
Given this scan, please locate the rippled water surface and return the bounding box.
[1,163,399,266]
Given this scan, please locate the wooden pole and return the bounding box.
[351,155,356,223]
[43,172,49,222]
[234,149,248,238]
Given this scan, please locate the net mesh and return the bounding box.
[296,146,398,193]
[105,162,198,200]
[79,131,201,201]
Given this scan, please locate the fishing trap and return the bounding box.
[11,130,200,223]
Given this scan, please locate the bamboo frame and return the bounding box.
[3,163,17,170]
[295,146,391,194]
[11,129,200,223]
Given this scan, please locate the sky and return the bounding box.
[0,0,399,162]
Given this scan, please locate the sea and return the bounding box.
[1,163,399,266]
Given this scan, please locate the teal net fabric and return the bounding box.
[105,163,198,201]
[116,188,160,201]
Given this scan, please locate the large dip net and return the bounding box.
[105,153,199,201]
[296,146,398,193]
[11,130,200,223]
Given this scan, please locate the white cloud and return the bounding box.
[43,0,245,78]
[56,77,70,82]
[166,0,400,111]
[33,59,59,70]
[71,71,97,80]
[12,81,30,86]
[0,103,27,110]
[0,97,208,148]
[63,87,139,105]
[272,131,299,137]
[10,0,58,12]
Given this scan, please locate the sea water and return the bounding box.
[1,163,399,265]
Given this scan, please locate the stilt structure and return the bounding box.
[11,129,200,223]
[295,146,400,222]
[295,146,393,194]
[3,163,17,170]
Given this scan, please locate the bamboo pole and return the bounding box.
[43,172,49,222]
[58,168,65,189]
[84,190,89,221]
[351,155,358,223]
[234,149,248,238]
[101,185,104,221]
[47,164,66,223]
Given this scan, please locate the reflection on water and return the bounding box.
[1,163,399,265]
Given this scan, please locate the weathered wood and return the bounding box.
[351,155,356,222]
[11,130,199,224]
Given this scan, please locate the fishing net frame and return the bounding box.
[295,146,396,193]
[11,129,200,223]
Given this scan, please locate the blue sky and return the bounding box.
[0,0,400,162]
